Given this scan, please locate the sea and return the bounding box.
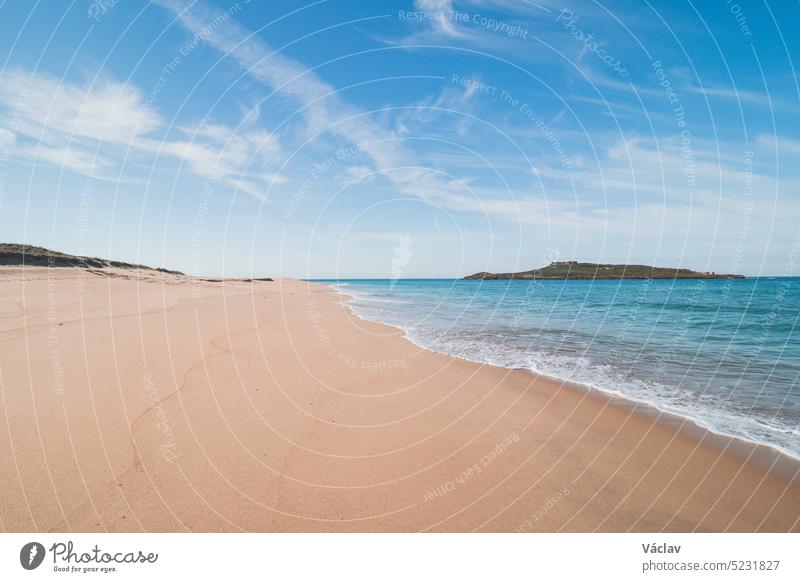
[314,277,800,459]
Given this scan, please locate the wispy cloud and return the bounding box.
[153,0,798,243]
[0,127,17,150]
[0,69,283,200]
[154,0,487,211]
[757,133,800,155]
[413,0,466,38]
[394,78,479,136]
[0,70,161,146]
[343,165,376,182]
[685,84,794,111]
[389,0,558,54]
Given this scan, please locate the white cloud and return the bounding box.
[230,179,266,202]
[0,70,161,146]
[413,0,465,38]
[23,144,110,176]
[685,85,794,111]
[0,127,16,146]
[239,101,261,126]
[0,68,283,199]
[757,133,800,155]
[173,124,282,180]
[393,79,479,137]
[154,0,494,213]
[344,165,376,182]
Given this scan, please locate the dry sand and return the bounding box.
[0,267,797,532]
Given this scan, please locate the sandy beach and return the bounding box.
[0,266,797,532]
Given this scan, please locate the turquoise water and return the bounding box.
[317,278,800,458]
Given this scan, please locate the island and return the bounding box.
[463,261,745,280]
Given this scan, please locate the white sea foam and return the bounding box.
[344,290,800,461]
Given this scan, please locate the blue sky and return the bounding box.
[0,0,798,277]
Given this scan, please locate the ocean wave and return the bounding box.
[344,288,800,461]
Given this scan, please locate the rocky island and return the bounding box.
[464,261,745,280]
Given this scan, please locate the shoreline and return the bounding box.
[326,281,800,483]
[329,280,800,468]
[1,267,797,532]
[313,280,800,531]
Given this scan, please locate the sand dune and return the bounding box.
[0,267,797,532]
